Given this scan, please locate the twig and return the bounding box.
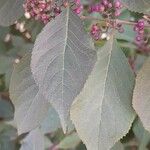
[80,15,150,28]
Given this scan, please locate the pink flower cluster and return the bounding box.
[23,0,62,24]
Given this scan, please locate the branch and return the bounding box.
[80,15,150,28]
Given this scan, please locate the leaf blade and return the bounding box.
[70,35,136,150]
[9,53,49,135]
[133,57,150,132]
[0,0,24,26]
[121,0,150,13]
[31,8,96,132]
[20,128,44,150]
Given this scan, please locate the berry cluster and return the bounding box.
[89,0,122,17]
[90,24,101,40]
[73,0,83,14]
[23,0,66,24]
[89,0,124,41]
[115,23,124,33]
[134,19,145,43]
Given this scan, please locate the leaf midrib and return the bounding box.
[61,7,70,131]
[98,37,114,150]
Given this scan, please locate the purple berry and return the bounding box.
[95,4,100,12]
[115,10,121,17]
[138,20,145,27]
[102,0,108,6]
[74,0,80,5]
[138,29,144,35]
[108,3,113,8]
[114,0,121,8]
[118,27,124,33]
[91,24,101,40]
[99,4,105,12]
[23,0,63,24]
[136,35,142,41]
[133,26,139,32]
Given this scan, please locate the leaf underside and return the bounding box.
[31,8,97,133]
[20,128,44,150]
[9,53,49,135]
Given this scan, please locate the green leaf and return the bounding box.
[111,142,124,150]
[31,8,96,133]
[0,55,14,74]
[40,105,74,134]
[0,0,24,26]
[25,20,44,41]
[9,53,49,135]
[133,118,150,150]
[0,26,10,40]
[70,35,136,150]
[116,25,136,42]
[121,0,150,13]
[135,55,148,73]
[133,57,150,132]
[58,133,81,149]
[0,123,17,150]
[0,96,14,120]
[40,106,61,134]
[20,128,44,150]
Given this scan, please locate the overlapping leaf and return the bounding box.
[20,128,44,150]
[133,118,150,150]
[133,58,150,132]
[70,35,136,150]
[111,142,124,150]
[58,133,81,149]
[31,8,96,133]
[0,123,17,150]
[0,96,14,120]
[0,0,24,26]
[121,0,150,13]
[9,53,49,135]
[40,106,61,134]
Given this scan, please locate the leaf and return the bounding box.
[121,0,150,13]
[111,142,124,150]
[0,26,10,40]
[44,136,53,149]
[0,96,14,120]
[135,55,148,73]
[58,132,81,149]
[40,106,61,134]
[133,118,150,150]
[70,35,136,150]
[0,0,24,26]
[9,53,49,135]
[20,128,44,150]
[0,123,17,150]
[40,105,74,134]
[31,8,96,133]
[0,55,14,74]
[9,36,33,57]
[133,58,150,132]
[116,25,136,42]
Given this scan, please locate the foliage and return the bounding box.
[0,0,150,150]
